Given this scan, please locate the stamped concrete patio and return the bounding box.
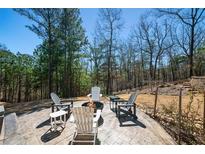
[0,100,176,145]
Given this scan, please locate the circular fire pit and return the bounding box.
[82,101,104,111]
[82,101,104,126]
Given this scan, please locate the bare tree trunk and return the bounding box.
[40,77,43,100]
[48,10,53,98]
[189,23,194,78]
[107,26,113,95]
[17,76,21,103]
[3,72,7,102]
[153,58,158,81]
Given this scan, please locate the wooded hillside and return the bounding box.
[1,8,205,103]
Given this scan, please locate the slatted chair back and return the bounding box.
[72,107,94,134]
[91,86,100,102]
[50,92,61,105]
[127,92,138,105]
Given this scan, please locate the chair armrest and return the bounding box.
[118,103,135,107]
[61,102,73,106]
[113,99,127,103]
[69,114,75,123]
[61,99,73,103]
[87,94,91,97]
[53,104,70,107]
[93,110,101,123]
[87,94,102,98]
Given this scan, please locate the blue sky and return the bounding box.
[0,8,148,55]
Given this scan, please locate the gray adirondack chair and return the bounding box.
[50,93,73,114]
[71,107,101,145]
[117,92,138,119]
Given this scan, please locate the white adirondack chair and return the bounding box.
[70,107,101,145]
[87,86,102,102]
[50,93,73,114]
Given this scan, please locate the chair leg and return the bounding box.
[115,102,118,114]
[68,105,70,115]
[54,117,57,131]
[64,114,66,127]
[60,115,62,123]
[50,117,53,129]
[51,105,54,113]
[134,104,136,116]
[94,133,97,145]
[110,100,112,109]
[117,106,120,118]
[133,105,137,119]
[71,132,76,145]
